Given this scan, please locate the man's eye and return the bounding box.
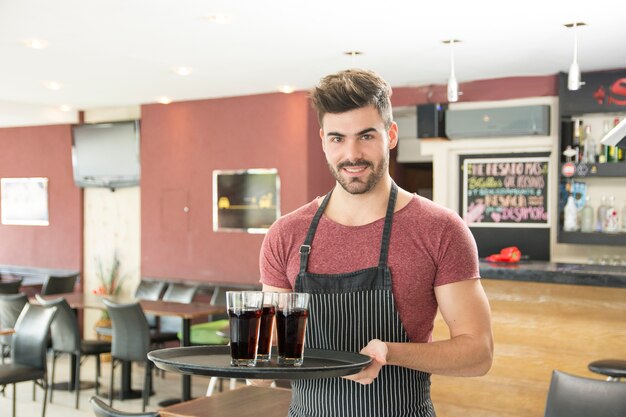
[331,136,343,143]
[361,134,373,140]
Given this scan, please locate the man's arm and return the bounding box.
[346,278,493,384]
[262,284,292,293]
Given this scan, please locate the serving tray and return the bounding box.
[148,345,371,380]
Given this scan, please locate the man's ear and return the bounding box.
[319,128,326,152]
[388,122,398,150]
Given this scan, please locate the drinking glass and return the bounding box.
[226,291,263,366]
[256,292,279,362]
[276,292,310,366]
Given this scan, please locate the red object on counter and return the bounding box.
[486,246,522,263]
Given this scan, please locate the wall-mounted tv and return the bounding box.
[213,169,280,233]
[71,120,141,189]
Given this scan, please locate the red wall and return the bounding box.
[0,125,82,269]
[140,92,333,284]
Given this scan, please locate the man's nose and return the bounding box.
[344,139,363,161]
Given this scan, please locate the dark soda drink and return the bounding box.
[228,308,262,365]
[276,308,309,365]
[256,306,276,361]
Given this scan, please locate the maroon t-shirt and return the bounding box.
[260,194,480,343]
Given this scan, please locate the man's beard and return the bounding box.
[327,154,388,195]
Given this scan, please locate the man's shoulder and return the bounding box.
[271,200,318,232]
[403,194,460,222]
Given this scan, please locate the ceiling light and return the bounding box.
[204,14,232,24]
[343,51,363,57]
[59,105,72,112]
[171,66,193,76]
[278,86,295,94]
[443,39,461,102]
[156,96,172,104]
[43,81,62,90]
[22,38,49,49]
[565,22,586,91]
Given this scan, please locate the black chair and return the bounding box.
[35,295,112,409]
[152,283,199,343]
[544,370,626,417]
[0,303,57,417]
[0,278,23,295]
[134,280,167,329]
[41,274,78,295]
[103,299,154,412]
[0,293,28,363]
[90,396,159,417]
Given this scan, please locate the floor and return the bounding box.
[0,353,228,417]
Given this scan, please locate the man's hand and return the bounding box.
[343,339,388,385]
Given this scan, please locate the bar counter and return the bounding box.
[480,260,626,288]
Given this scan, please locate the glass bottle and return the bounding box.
[563,194,579,232]
[602,196,619,233]
[596,196,607,232]
[580,197,595,232]
[599,120,610,163]
[582,125,596,164]
[615,118,624,162]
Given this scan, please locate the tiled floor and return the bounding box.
[0,353,224,417]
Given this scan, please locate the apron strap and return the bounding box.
[299,190,332,275]
[378,182,398,268]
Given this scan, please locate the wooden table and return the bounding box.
[159,386,291,417]
[35,292,226,402]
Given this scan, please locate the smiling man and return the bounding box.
[260,69,493,417]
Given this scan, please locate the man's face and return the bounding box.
[320,105,397,195]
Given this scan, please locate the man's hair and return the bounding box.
[310,69,393,129]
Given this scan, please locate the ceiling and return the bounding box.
[1,0,626,111]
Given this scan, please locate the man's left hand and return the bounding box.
[343,339,388,385]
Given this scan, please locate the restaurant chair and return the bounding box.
[588,359,626,381]
[35,295,112,409]
[152,283,199,344]
[41,274,78,295]
[134,279,168,329]
[0,303,57,417]
[103,299,154,412]
[0,278,22,295]
[543,369,626,417]
[0,293,28,363]
[90,396,159,417]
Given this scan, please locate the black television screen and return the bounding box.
[71,120,141,189]
[213,169,281,233]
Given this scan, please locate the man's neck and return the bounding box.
[323,176,393,226]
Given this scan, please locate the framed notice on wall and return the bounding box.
[462,156,551,228]
[213,169,280,233]
[1,177,49,226]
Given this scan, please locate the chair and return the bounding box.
[134,280,167,329]
[41,274,78,295]
[544,370,626,417]
[0,278,22,295]
[90,396,159,417]
[152,283,199,343]
[35,295,112,409]
[0,293,28,363]
[588,359,626,381]
[0,303,57,417]
[103,299,154,412]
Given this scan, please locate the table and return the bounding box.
[35,292,225,402]
[0,329,15,336]
[159,386,291,417]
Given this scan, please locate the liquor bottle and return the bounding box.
[572,119,581,163]
[580,196,595,232]
[582,125,596,164]
[614,118,624,162]
[599,120,610,163]
[596,196,608,232]
[602,196,619,233]
[563,194,579,232]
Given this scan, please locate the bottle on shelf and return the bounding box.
[572,118,581,163]
[599,120,610,164]
[596,196,608,232]
[582,125,596,164]
[603,196,619,233]
[563,194,579,232]
[614,117,624,162]
[580,196,595,232]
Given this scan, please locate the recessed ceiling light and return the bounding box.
[343,51,363,57]
[204,14,232,24]
[59,105,72,112]
[43,81,62,90]
[22,38,49,49]
[171,66,193,76]
[156,96,172,104]
[279,86,295,94]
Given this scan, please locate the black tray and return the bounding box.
[148,345,372,380]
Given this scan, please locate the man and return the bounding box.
[260,69,493,416]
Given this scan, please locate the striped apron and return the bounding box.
[289,183,435,417]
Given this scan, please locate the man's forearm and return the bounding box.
[385,333,493,377]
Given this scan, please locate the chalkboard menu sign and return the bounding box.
[462,156,550,228]
[213,169,280,233]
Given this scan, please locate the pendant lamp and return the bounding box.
[565,22,586,91]
[443,39,461,102]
